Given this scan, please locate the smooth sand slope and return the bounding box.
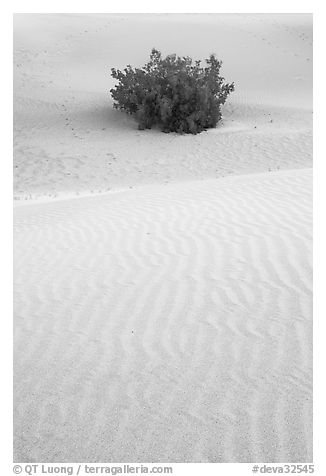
[14,14,313,463]
[14,169,312,462]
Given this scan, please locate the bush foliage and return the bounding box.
[110,49,234,134]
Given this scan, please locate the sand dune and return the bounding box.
[13,13,312,200]
[14,169,312,462]
[13,13,313,463]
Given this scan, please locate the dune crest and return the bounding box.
[14,169,312,462]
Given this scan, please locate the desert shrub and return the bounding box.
[110,48,234,134]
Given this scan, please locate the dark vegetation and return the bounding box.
[110,48,234,134]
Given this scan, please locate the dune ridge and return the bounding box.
[14,169,312,462]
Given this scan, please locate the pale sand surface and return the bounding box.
[14,169,312,462]
[14,14,312,462]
